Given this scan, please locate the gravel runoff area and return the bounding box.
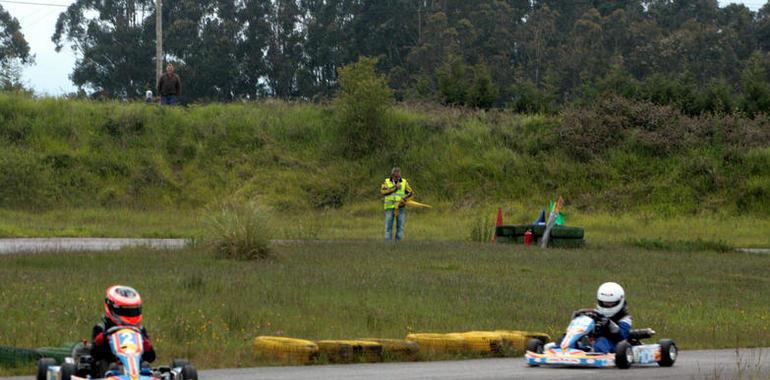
[1,348,768,380]
[0,238,190,255]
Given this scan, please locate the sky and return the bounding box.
[0,0,767,96]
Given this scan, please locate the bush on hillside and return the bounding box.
[335,57,394,158]
[203,201,273,260]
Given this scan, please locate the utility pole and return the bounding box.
[155,0,163,86]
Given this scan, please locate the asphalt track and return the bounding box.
[201,348,770,379]
[5,348,765,380]
[0,238,189,254]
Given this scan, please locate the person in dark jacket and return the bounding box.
[157,63,181,105]
[91,285,156,375]
[591,282,632,353]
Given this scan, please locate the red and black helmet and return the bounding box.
[104,285,143,326]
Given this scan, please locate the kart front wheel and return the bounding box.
[526,338,544,367]
[615,341,633,369]
[657,339,677,367]
[181,364,198,380]
[37,358,57,380]
[526,338,544,354]
[60,362,76,380]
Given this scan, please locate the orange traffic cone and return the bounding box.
[492,208,503,243]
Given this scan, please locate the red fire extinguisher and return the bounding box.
[524,229,533,246]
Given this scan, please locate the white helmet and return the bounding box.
[596,282,625,317]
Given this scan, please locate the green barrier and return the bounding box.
[496,225,585,240]
[37,343,77,362]
[0,346,41,367]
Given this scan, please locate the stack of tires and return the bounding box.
[253,337,319,364]
[0,346,40,367]
[495,225,584,248]
[456,332,504,356]
[359,339,419,361]
[405,333,466,354]
[315,340,383,363]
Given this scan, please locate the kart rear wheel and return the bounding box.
[615,341,633,369]
[172,359,190,368]
[181,364,198,380]
[37,358,57,380]
[657,339,677,367]
[60,362,76,380]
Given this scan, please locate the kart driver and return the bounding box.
[592,281,632,353]
[91,285,156,374]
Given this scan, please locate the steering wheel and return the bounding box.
[105,325,142,335]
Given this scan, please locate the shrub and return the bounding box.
[335,57,394,158]
[203,201,273,260]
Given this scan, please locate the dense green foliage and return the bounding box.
[48,0,770,115]
[0,92,767,216]
[0,4,31,91]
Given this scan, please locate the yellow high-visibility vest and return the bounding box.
[383,178,409,210]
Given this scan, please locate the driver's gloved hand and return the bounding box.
[594,316,610,334]
[607,320,620,334]
[140,362,153,376]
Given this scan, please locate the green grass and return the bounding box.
[0,242,768,374]
[1,206,768,248]
[0,93,768,217]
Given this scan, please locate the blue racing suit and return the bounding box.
[594,303,632,353]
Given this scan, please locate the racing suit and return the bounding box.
[91,316,156,371]
[594,303,632,353]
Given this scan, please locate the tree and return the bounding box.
[161,0,244,101]
[266,0,304,98]
[335,57,393,158]
[1,4,32,91]
[52,0,155,98]
[466,62,499,109]
[740,52,770,116]
[436,53,468,105]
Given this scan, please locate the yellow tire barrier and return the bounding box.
[253,336,318,364]
[359,338,420,361]
[405,333,466,354]
[316,340,383,363]
[494,330,551,354]
[456,331,505,355]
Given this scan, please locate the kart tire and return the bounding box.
[60,362,76,380]
[37,358,57,380]
[181,364,198,380]
[172,359,190,369]
[657,339,677,367]
[615,341,633,369]
[526,338,544,354]
[526,338,544,367]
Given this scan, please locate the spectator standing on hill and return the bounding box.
[380,167,413,241]
[157,64,181,105]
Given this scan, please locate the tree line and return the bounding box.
[2,0,770,115]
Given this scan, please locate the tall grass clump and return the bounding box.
[469,215,495,242]
[203,201,273,260]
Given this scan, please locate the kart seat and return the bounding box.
[628,328,655,340]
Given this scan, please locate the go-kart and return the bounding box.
[525,309,677,369]
[37,326,198,380]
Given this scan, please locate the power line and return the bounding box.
[0,0,70,7]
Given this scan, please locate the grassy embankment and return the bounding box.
[0,242,768,375]
[0,93,768,246]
